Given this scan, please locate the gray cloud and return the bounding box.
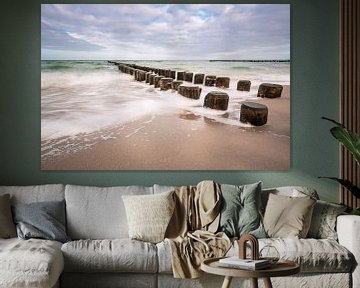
[41,4,290,60]
[41,22,105,51]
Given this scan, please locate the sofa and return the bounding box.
[0,183,359,288]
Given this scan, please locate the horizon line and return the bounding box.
[41,59,291,62]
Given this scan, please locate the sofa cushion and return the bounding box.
[261,186,319,213]
[156,240,173,274]
[0,194,16,238]
[0,184,65,204]
[158,237,353,274]
[231,238,353,273]
[65,185,153,239]
[61,239,158,273]
[263,194,316,238]
[12,200,70,243]
[122,191,175,243]
[307,200,347,240]
[153,184,176,194]
[218,182,266,238]
[261,238,353,273]
[0,238,64,288]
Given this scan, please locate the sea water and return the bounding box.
[41,60,290,160]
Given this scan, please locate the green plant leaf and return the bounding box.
[322,117,360,165]
[318,177,360,198]
[322,116,344,127]
[330,127,360,165]
[351,208,360,215]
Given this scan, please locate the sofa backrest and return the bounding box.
[65,184,154,240]
[0,184,65,204]
[0,184,320,240]
[153,184,176,194]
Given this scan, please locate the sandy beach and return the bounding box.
[41,86,290,170]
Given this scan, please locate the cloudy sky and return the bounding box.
[41,4,290,60]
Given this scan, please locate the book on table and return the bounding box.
[218,257,271,270]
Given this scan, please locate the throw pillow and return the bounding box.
[122,191,175,243]
[12,200,70,243]
[263,193,316,238]
[307,200,347,240]
[0,194,16,238]
[218,182,266,238]
[261,186,319,214]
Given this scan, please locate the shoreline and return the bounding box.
[41,85,290,170]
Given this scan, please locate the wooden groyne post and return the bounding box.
[154,76,163,88]
[185,72,194,82]
[205,75,216,86]
[237,80,251,91]
[171,81,183,91]
[194,73,205,85]
[177,72,185,81]
[203,91,229,110]
[240,102,268,126]
[215,77,230,88]
[257,83,283,98]
[178,85,202,99]
[160,78,173,90]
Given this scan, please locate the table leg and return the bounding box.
[221,276,233,288]
[251,278,258,288]
[263,277,273,288]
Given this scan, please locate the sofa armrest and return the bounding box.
[337,215,360,288]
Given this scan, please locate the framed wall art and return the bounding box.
[41,4,290,170]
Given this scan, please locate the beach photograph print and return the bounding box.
[41,4,290,170]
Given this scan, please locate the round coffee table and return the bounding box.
[201,257,300,288]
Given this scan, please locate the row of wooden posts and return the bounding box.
[108,61,284,126]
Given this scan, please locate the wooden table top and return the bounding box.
[201,257,300,278]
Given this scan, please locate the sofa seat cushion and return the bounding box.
[261,238,353,272]
[0,238,64,288]
[230,238,354,273]
[157,238,354,274]
[62,239,158,273]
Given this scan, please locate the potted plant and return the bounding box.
[320,117,360,215]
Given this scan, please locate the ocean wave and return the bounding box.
[230,66,252,70]
[42,64,74,70]
[41,60,112,72]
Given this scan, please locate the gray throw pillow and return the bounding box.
[218,182,266,238]
[0,194,17,238]
[307,200,347,240]
[12,200,70,243]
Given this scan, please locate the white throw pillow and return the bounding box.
[122,191,175,243]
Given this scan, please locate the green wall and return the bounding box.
[0,0,340,203]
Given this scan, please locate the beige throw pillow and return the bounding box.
[263,193,316,238]
[122,191,175,243]
[0,194,17,238]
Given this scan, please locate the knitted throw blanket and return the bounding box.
[165,180,231,278]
